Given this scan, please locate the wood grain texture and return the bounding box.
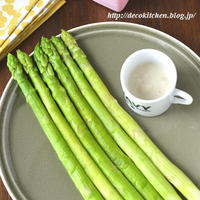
[0,0,199,199]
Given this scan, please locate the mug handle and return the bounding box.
[171,88,193,105]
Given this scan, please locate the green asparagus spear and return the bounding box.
[61,30,200,200]
[40,36,166,200]
[17,49,123,200]
[34,44,143,200]
[7,53,104,200]
[51,36,165,200]
[54,34,180,200]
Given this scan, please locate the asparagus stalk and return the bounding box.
[34,44,143,200]
[7,53,104,200]
[51,36,166,200]
[51,35,180,199]
[40,36,166,200]
[61,30,200,200]
[17,49,123,200]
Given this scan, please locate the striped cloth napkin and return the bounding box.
[0,0,66,61]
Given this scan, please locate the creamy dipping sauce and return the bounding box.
[127,62,170,100]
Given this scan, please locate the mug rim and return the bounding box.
[120,48,177,103]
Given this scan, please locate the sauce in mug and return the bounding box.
[127,63,170,100]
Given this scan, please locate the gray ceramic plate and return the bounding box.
[0,22,200,200]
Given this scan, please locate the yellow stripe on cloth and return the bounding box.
[0,0,39,46]
[0,0,66,61]
[0,0,50,54]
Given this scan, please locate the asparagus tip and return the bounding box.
[7,53,13,60]
[41,37,49,48]
[34,44,42,64]
[34,43,50,74]
[16,49,24,61]
[51,36,59,44]
[7,53,22,79]
[17,49,34,74]
[51,35,57,40]
[41,36,49,43]
[7,53,16,67]
[7,53,14,69]
[16,49,21,53]
[61,30,77,48]
[34,43,40,52]
[61,29,65,34]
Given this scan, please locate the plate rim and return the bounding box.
[0,21,200,200]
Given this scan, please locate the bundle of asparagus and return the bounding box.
[7,30,200,200]
[7,54,104,200]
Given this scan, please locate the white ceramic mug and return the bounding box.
[120,49,193,117]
